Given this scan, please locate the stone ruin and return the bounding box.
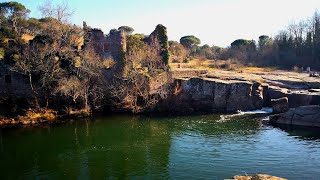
[83,22,169,68]
[83,22,170,80]
[83,21,126,61]
[0,22,171,99]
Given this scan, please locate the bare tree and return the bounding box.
[108,39,170,113]
[13,1,105,113]
[39,0,73,24]
[288,20,307,56]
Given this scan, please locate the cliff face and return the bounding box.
[270,105,320,127]
[155,69,320,114]
[162,77,263,113]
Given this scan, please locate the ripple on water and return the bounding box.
[1,114,320,180]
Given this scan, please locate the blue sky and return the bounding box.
[4,0,320,47]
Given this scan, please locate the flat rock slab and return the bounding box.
[271,105,320,128]
[309,89,320,93]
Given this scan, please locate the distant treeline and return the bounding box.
[170,11,320,70]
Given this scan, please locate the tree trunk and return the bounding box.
[28,73,34,91]
[84,89,90,114]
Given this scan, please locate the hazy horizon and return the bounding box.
[9,0,320,47]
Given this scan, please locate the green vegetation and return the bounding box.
[126,34,147,53]
[258,35,272,50]
[155,24,170,65]
[0,48,4,59]
[0,1,30,34]
[0,1,171,115]
[231,39,256,49]
[118,26,134,35]
[0,0,319,117]
[170,10,320,70]
[180,35,201,49]
[169,41,187,62]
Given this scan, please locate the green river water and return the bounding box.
[0,112,320,180]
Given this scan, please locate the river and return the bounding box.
[0,112,320,179]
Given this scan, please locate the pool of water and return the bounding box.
[1,113,320,179]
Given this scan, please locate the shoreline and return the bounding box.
[0,107,272,128]
[1,69,319,129]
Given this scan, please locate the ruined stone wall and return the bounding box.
[84,23,126,60]
[108,30,126,59]
[83,24,127,76]
[148,24,170,65]
[85,28,107,57]
[107,30,127,76]
[0,63,31,98]
[149,72,172,94]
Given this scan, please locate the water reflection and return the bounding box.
[277,124,320,141]
[0,114,320,179]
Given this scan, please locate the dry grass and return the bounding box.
[1,38,12,43]
[24,108,57,121]
[237,67,277,73]
[21,34,34,43]
[68,108,90,117]
[170,58,278,75]
[292,66,300,73]
[170,59,244,72]
[103,57,116,69]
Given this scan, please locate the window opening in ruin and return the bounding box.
[104,43,110,52]
[5,75,11,84]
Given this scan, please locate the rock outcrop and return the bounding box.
[271,97,289,114]
[270,105,320,127]
[229,174,287,180]
[165,77,263,113]
[155,68,320,115]
[267,86,320,108]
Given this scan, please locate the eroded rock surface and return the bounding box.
[166,77,263,113]
[270,105,320,127]
[167,69,320,114]
[271,97,289,114]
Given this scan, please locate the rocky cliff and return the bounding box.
[161,77,263,113]
[157,69,320,114]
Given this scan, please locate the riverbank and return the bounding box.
[1,68,319,128]
[0,108,92,128]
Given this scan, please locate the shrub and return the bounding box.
[103,57,116,69]
[0,48,4,59]
[183,57,190,63]
[292,66,300,72]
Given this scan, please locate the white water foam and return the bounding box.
[219,107,273,122]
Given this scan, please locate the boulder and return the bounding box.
[267,86,319,108]
[270,105,320,128]
[262,83,270,106]
[271,97,289,114]
[229,174,287,180]
[288,92,313,108]
[268,87,288,100]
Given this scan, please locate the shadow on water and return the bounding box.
[0,113,320,179]
[0,115,173,179]
[275,124,320,141]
